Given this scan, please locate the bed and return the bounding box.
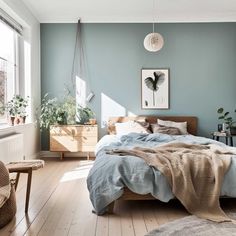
[87,116,236,215]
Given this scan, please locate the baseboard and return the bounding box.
[39,151,95,158]
[24,152,41,160]
[39,151,60,158]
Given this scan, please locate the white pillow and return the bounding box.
[115,121,150,135]
[157,119,188,135]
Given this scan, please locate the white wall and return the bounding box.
[0,0,40,159]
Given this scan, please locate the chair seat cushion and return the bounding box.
[7,160,45,171]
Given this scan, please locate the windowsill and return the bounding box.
[0,122,34,134]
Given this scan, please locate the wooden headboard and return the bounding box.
[108,116,198,135]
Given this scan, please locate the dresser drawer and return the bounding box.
[50,135,80,152]
[50,125,97,137]
[50,136,97,152]
[76,126,97,136]
[50,126,77,136]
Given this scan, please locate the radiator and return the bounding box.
[0,133,24,163]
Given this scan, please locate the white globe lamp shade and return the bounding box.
[144,32,164,52]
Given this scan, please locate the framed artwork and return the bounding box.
[141,68,169,109]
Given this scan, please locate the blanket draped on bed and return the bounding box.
[108,142,236,222]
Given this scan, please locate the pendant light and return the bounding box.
[144,0,164,52]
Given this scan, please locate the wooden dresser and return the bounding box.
[50,125,98,160]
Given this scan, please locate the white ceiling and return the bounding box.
[21,0,236,23]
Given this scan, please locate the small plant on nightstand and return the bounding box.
[217,107,236,135]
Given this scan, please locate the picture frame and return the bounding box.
[141,68,169,109]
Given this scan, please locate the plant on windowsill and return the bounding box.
[0,102,5,118]
[4,95,29,126]
[217,107,236,135]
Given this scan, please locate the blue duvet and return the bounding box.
[87,133,236,215]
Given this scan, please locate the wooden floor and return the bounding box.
[1,158,236,236]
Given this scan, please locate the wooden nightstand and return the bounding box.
[50,124,98,160]
[212,131,234,146]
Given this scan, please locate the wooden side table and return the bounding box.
[6,160,44,213]
[211,132,234,146]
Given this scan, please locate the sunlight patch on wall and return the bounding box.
[127,111,137,117]
[76,76,86,108]
[101,93,126,128]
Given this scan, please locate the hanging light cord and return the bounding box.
[71,19,83,88]
[152,0,155,33]
[71,19,93,95]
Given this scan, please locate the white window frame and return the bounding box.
[0,9,22,125]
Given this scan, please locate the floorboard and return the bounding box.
[0,157,235,236]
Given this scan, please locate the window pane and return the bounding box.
[0,20,18,123]
[0,63,7,122]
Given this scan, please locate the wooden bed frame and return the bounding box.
[107,116,198,213]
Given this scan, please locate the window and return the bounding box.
[0,13,20,124]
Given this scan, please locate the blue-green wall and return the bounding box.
[41,23,236,150]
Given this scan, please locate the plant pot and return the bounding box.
[89,119,96,125]
[222,123,227,132]
[14,117,20,125]
[9,117,15,126]
[230,126,236,135]
[19,116,26,124]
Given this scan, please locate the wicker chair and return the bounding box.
[0,161,16,229]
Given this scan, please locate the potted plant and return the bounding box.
[37,94,61,130]
[0,102,4,119]
[37,92,78,130]
[5,101,16,125]
[4,95,29,125]
[16,95,29,124]
[77,105,95,124]
[38,93,96,128]
[217,108,236,135]
[61,94,76,125]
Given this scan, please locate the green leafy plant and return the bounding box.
[62,94,76,125]
[38,90,96,129]
[37,92,77,130]
[77,105,95,124]
[38,94,57,129]
[5,95,29,117]
[217,107,236,128]
[0,101,4,116]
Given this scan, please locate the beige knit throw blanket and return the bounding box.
[108,142,236,222]
[0,161,11,208]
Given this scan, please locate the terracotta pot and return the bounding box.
[89,119,96,125]
[9,117,15,126]
[14,117,20,125]
[19,116,26,124]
